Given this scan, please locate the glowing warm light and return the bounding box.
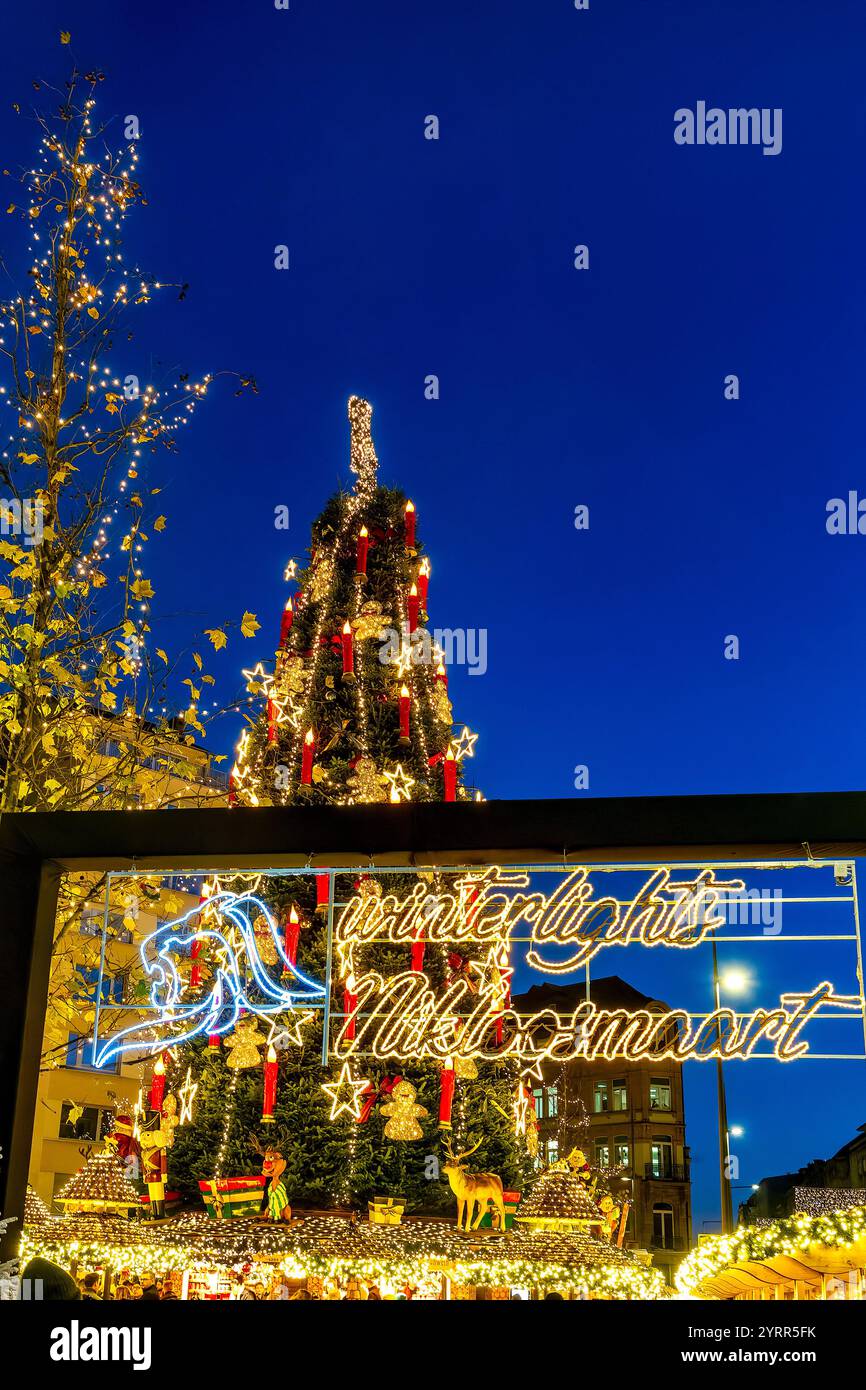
[720,968,751,994]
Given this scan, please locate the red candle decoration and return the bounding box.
[411,924,425,973]
[404,499,416,548]
[407,583,419,634]
[355,525,369,576]
[315,872,330,914]
[341,620,355,682]
[344,979,358,1042]
[283,905,301,967]
[191,890,207,987]
[208,1033,221,1052]
[149,1055,166,1113]
[267,697,278,744]
[435,659,448,690]
[301,728,315,785]
[443,745,457,802]
[399,684,411,744]
[227,772,237,808]
[417,557,430,606]
[279,597,294,646]
[439,1063,456,1129]
[262,1044,278,1125]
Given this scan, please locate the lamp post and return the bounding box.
[712,950,750,1234]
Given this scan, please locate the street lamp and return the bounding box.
[712,948,751,1234]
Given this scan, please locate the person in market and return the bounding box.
[80,1272,102,1300]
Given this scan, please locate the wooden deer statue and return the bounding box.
[442,1136,507,1232]
[248,1133,292,1222]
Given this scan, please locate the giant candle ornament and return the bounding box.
[404,499,416,548]
[149,1055,166,1113]
[356,526,369,576]
[344,977,358,1042]
[316,872,330,914]
[443,745,457,802]
[399,684,411,744]
[284,905,301,967]
[262,1044,278,1125]
[301,729,315,785]
[267,698,278,744]
[279,597,294,646]
[435,659,448,690]
[439,1063,456,1129]
[407,584,419,634]
[341,620,355,682]
[417,557,430,606]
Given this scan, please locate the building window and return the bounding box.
[532,1088,544,1119]
[58,1102,116,1142]
[593,1081,609,1113]
[611,1079,627,1111]
[649,1077,672,1111]
[546,1139,559,1165]
[595,1139,610,1168]
[64,1034,120,1073]
[652,1203,675,1248]
[650,1137,674,1178]
[546,1084,558,1118]
[614,1136,630,1168]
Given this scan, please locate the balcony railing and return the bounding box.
[644,1162,690,1182]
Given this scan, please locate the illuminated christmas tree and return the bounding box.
[229,395,476,808]
[167,399,531,1212]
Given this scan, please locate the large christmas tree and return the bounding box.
[168,398,532,1212]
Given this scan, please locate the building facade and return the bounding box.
[514,977,692,1285]
[739,1122,866,1225]
[28,719,227,1207]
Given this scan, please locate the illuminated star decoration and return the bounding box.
[178,1067,198,1124]
[241,662,275,697]
[284,559,299,581]
[383,763,415,803]
[322,1062,370,1121]
[275,1010,316,1050]
[521,1059,545,1084]
[513,1084,534,1137]
[452,726,478,761]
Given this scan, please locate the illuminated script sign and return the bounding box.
[331,867,863,1065]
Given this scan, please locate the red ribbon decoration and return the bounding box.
[357,1074,402,1125]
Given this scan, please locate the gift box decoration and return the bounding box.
[198,1176,266,1219]
[368,1195,406,1226]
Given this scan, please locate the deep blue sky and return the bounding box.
[3,1,865,1234]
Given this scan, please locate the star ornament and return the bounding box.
[322,1062,369,1121]
[178,1067,198,1124]
[276,1010,316,1050]
[453,725,478,761]
[284,559,299,581]
[383,763,415,802]
[241,661,275,697]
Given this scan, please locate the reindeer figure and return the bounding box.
[248,1133,292,1222]
[442,1137,507,1232]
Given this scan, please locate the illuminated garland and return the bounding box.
[21,1212,666,1299]
[675,1205,866,1296]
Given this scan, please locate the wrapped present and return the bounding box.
[368,1195,406,1226]
[479,1189,521,1230]
[198,1176,266,1219]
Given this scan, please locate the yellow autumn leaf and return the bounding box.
[153,515,166,531]
[60,30,71,43]
[240,611,260,638]
[17,452,39,464]
[204,628,227,651]
[27,325,41,335]
[87,307,99,319]
[156,648,168,664]
[193,651,202,670]
[130,578,154,599]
